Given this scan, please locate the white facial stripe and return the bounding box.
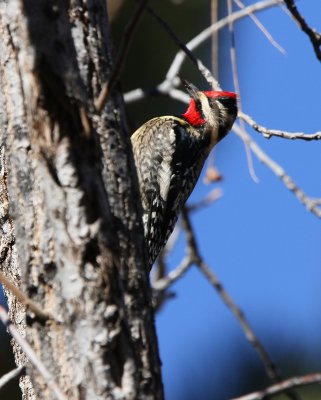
[198,92,220,146]
[198,92,219,130]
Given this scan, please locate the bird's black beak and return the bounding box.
[181,79,200,100]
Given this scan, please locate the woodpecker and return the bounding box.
[131,82,237,268]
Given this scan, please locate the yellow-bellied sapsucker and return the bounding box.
[131,82,237,268]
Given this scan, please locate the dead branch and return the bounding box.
[240,111,321,141]
[233,0,285,53]
[283,0,321,62]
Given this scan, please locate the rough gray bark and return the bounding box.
[0,1,163,399]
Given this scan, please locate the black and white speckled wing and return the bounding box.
[131,116,209,267]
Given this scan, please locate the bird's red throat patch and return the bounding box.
[182,99,205,126]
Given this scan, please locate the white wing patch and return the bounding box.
[158,128,176,201]
[159,159,172,201]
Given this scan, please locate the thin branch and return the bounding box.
[278,1,293,19]
[154,224,181,277]
[161,224,181,258]
[165,0,283,82]
[233,0,285,54]
[124,84,190,104]
[233,123,321,218]
[153,185,222,307]
[145,6,203,73]
[153,187,222,299]
[152,256,193,292]
[283,0,321,62]
[152,224,183,310]
[0,271,52,321]
[227,0,259,183]
[227,0,240,94]
[95,0,150,112]
[198,58,222,90]
[0,305,67,400]
[152,224,181,286]
[240,111,321,141]
[0,366,25,390]
[231,372,321,400]
[145,5,221,90]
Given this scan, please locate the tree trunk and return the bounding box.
[0,1,163,399]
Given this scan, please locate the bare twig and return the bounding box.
[0,271,51,321]
[227,0,259,183]
[155,224,181,273]
[233,123,321,218]
[145,6,203,74]
[124,85,189,104]
[165,0,282,82]
[152,256,192,292]
[231,372,321,400]
[233,0,285,54]
[145,5,221,90]
[152,224,183,310]
[240,111,321,141]
[95,0,150,112]
[283,0,321,62]
[161,224,181,258]
[0,366,25,390]
[153,185,222,308]
[152,224,181,284]
[0,305,66,400]
[227,0,239,95]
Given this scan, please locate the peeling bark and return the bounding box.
[0,1,163,399]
